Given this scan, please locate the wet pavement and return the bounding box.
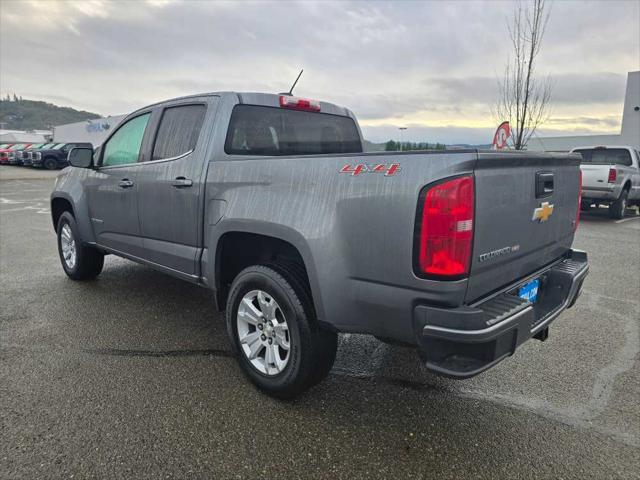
[1,173,639,479]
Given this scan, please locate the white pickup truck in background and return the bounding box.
[572,146,640,219]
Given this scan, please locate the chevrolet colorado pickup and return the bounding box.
[51,92,588,398]
[572,146,640,219]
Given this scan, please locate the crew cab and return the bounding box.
[32,143,91,170]
[51,92,588,398]
[572,146,640,219]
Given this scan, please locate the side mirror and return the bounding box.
[68,147,94,168]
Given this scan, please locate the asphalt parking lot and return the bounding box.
[1,169,639,479]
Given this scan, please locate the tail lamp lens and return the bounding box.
[574,170,582,232]
[417,175,474,277]
[608,168,617,183]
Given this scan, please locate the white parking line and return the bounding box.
[615,216,640,224]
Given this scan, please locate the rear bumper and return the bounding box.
[582,186,618,201]
[414,249,588,378]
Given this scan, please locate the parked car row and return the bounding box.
[0,142,92,169]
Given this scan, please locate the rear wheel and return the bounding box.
[44,157,58,170]
[226,264,337,399]
[57,212,104,280]
[580,200,591,211]
[609,189,628,219]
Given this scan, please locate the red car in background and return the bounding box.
[0,144,32,165]
[0,144,16,164]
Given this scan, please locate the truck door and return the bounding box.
[86,112,152,258]
[135,98,217,276]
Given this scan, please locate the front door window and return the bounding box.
[102,113,150,167]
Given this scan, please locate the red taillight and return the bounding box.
[574,170,582,232]
[607,168,617,183]
[279,95,321,112]
[417,175,474,277]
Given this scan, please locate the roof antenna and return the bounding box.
[281,69,304,96]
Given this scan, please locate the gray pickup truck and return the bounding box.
[51,92,588,398]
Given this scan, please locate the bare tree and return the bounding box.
[495,0,553,149]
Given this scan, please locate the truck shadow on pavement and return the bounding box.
[64,259,459,392]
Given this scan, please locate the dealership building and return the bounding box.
[528,71,640,152]
[0,129,51,143]
[52,114,126,147]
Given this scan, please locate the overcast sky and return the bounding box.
[1,0,638,144]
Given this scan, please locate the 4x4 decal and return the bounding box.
[340,163,401,176]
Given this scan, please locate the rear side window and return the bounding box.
[152,104,206,160]
[225,105,362,156]
[574,148,632,166]
[102,113,150,167]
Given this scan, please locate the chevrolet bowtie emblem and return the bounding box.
[532,202,554,222]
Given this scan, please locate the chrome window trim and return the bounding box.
[143,149,194,165]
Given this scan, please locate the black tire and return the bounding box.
[273,261,338,388]
[226,264,337,399]
[44,157,58,170]
[56,211,104,280]
[580,200,591,211]
[609,189,628,219]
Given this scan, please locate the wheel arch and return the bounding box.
[212,228,324,323]
[51,196,74,230]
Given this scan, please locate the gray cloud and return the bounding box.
[545,116,621,128]
[1,0,638,143]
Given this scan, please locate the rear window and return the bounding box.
[574,148,632,166]
[225,104,362,156]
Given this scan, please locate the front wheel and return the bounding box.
[226,264,337,399]
[609,189,628,219]
[57,212,104,280]
[44,157,58,170]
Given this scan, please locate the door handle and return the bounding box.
[535,172,554,198]
[171,177,193,188]
[118,179,134,188]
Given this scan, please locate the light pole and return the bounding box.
[398,127,407,151]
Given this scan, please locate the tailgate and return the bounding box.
[465,151,581,302]
[580,164,610,189]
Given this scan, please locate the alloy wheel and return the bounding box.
[236,289,290,376]
[60,224,77,269]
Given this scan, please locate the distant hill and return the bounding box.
[0,97,101,130]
